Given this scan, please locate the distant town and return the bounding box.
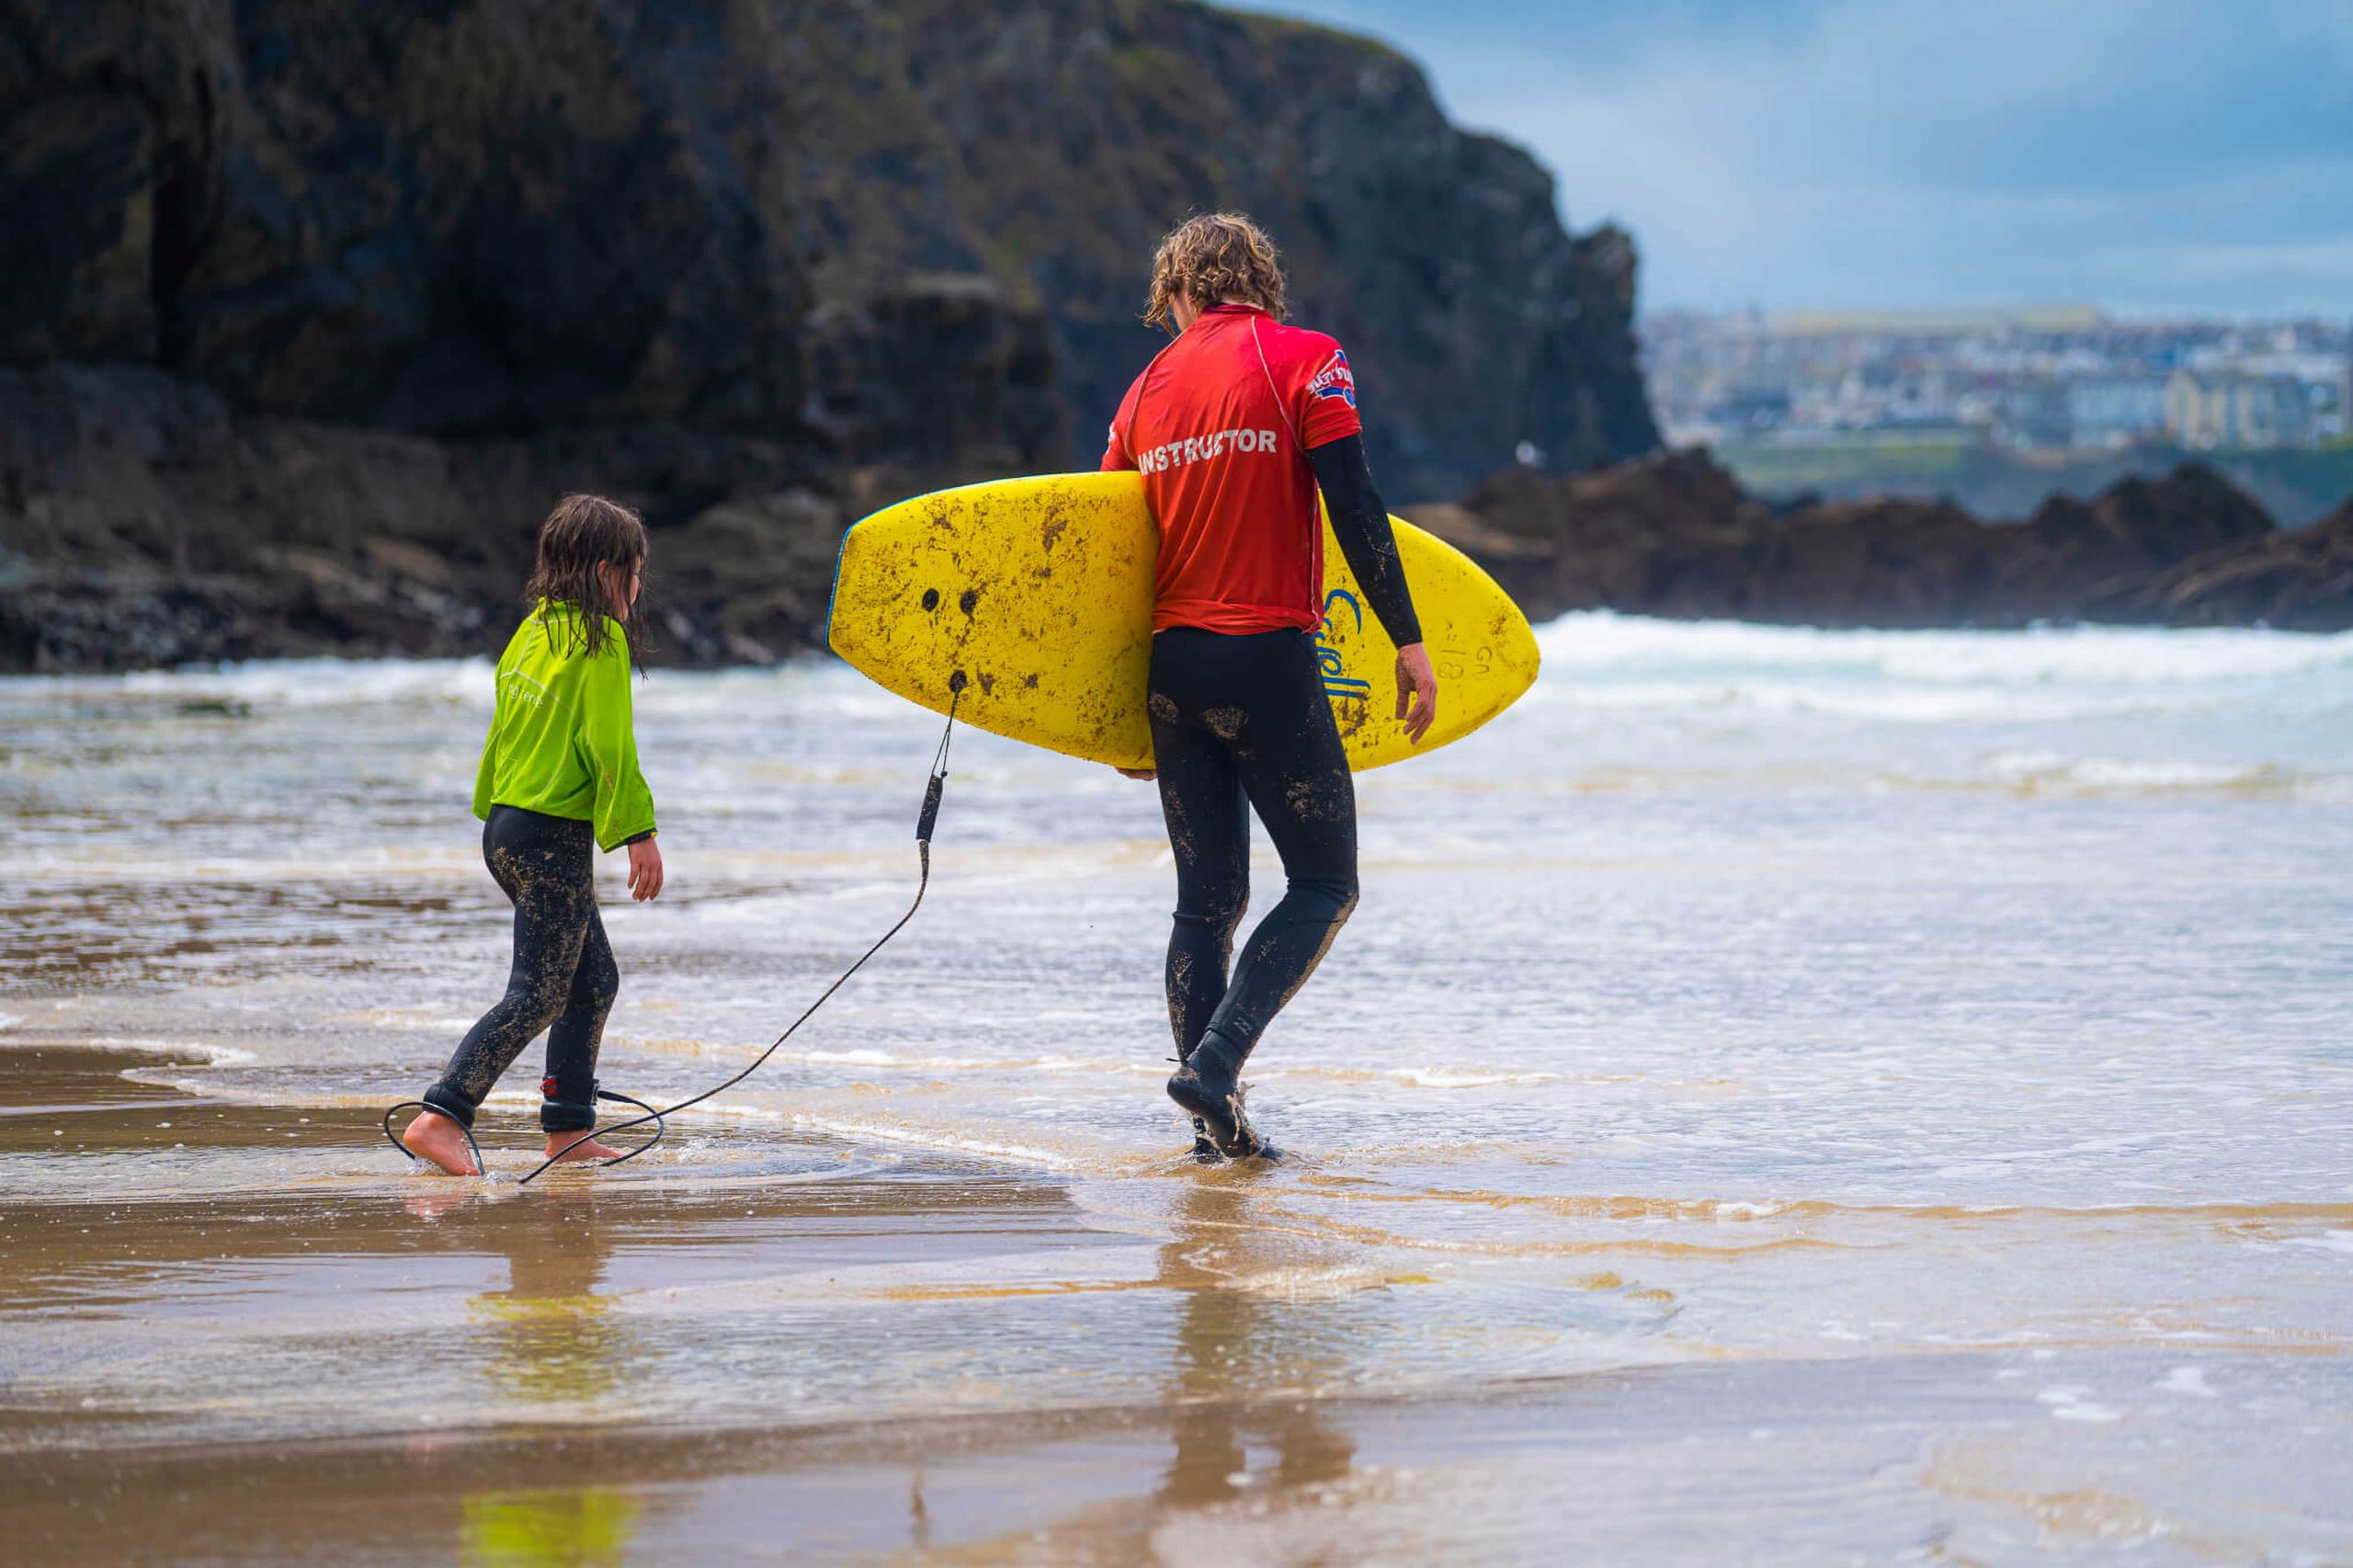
[1636,307,2353,525]
[1643,306,2351,453]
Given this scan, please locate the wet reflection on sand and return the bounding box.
[1156,1172,1358,1511]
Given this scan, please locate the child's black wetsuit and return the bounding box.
[423,804,617,1133]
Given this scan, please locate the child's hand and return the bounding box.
[627,836,665,902]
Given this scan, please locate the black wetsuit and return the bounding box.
[1153,433,1420,1074]
[423,805,619,1133]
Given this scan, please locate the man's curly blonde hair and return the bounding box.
[1143,212,1289,331]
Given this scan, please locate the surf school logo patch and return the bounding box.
[1307,348,1357,409]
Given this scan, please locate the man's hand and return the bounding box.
[1395,642,1438,744]
[626,835,665,902]
[1116,766,1157,782]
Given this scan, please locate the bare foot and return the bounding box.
[542,1131,622,1164]
[401,1110,481,1176]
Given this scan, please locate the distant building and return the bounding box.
[1995,379,2166,449]
[2165,372,2314,449]
[2067,379,2170,446]
[1643,308,2345,453]
[1997,381,2072,449]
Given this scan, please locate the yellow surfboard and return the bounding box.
[825,472,1540,771]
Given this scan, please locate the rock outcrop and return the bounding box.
[0,359,862,667]
[3,0,1654,477]
[847,2,1662,494]
[1,0,1662,671]
[2,3,1076,463]
[2103,499,2353,631]
[1422,449,2351,631]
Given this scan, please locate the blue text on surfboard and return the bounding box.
[1316,588,1370,702]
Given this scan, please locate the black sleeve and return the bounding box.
[1307,433,1423,648]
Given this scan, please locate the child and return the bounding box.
[402,494,665,1176]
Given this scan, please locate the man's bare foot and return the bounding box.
[401,1110,481,1176]
[542,1131,622,1164]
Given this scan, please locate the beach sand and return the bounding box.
[6,1042,2347,1566]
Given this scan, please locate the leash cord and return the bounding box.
[380,1099,485,1175]
[511,699,960,1186]
[379,1087,665,1173]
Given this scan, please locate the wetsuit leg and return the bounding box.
[1197,631,1357,1061]
[1151,628,1359,1069]
[1148,656,1251,1060]
[540,903,619,1132]
[424,806,598,1129]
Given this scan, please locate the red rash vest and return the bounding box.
[1100,303,1363,634]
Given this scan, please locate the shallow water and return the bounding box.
[4,614,2350,1562]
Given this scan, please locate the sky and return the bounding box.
[1250,0,2353,318]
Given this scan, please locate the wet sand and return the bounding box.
[6,1043,2349,1565]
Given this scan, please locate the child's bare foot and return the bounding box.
[401,1110,482,1176]
[542,1131,622,1164]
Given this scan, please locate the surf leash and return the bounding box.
[509,688,962,1186]
[381,1085,669,1175]
[380,1099,486,1176]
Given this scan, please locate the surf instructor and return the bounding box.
[1102,212,1437,1159]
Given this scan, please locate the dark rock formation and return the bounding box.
[2101,500,2353,631]
[1,3,1074,460]
[2,0,1660,671]
[20,3,2330,666]
[3,0,1654,476]
[0,360,845,668]
[1423,449,2351,631]
[851,2,1662,493]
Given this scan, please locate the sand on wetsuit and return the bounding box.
[403,495,665,1175]
[1099,213,1438,1156]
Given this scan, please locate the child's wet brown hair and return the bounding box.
[524,494,648,663]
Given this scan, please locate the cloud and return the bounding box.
[1247,0,2353,312]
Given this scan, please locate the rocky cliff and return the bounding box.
[2,0,1662,671]
[847,1,1663,491]
[1421,449,2352,631]
[12,3,2337,672]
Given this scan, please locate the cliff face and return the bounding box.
[4,0,1654,488]
[1426,449,2351,631]
[31,3,2324,665]
[2,1,1063,465]
[826,1,1661,494]
[1,0,1660,671]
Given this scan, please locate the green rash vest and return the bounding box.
[472,602,657,852]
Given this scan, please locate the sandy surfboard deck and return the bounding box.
[825,472,1540,771]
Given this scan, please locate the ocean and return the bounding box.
[4,613,2348,1562]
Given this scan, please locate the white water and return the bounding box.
[5,614,2350,1561]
